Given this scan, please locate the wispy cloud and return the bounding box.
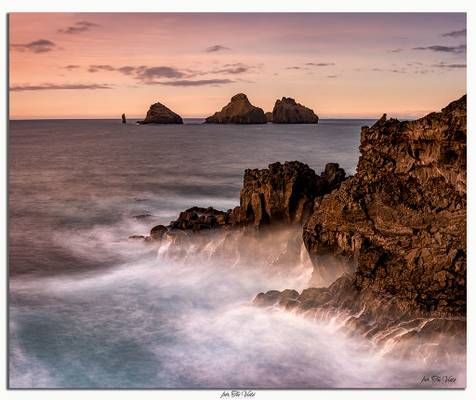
[117,66,136,75]
[77,61,253,84]
[305,62,335,67]
[11,39,57,53]
[432,62,466,69]
[327,75,338,78]
[88,64,116,73]
[58,21,99,34]
[135,66,185,81]
[372,67,406,73]
[413,44,466,54]
[205,45,230,53]
[286,66,306,70]
[212,63,252,74]
[150,79,234,87]
[63,65,81,70]
[10,83,112,91]
[442,28,466,38]
[390,48,403,53]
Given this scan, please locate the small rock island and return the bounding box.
[205,93,267,124]
[138,101,183,124]
[271,97,319,124]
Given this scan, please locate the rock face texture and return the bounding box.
[303,95,466,315]
[272,97,319,124]
[234,161,345,227]
[265,112,273,123]
[205,93,267,124]
[138,101,183,124]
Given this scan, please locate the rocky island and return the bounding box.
[144,95,466,352]
[205,93,267,124]
[271,97,319,124]
[138,101,183,124]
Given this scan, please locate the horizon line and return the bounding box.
[9,115,419,121]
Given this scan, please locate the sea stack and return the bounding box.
[138,101,183,124]
[205,93,267,124]
[272,97,319,124]
[265,112,273,123]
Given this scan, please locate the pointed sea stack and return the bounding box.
[205,93,267,124]
[272,97,319,124]
[138,101,183,124]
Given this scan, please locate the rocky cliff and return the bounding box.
[303,95,466,315]
[138,101,183,124]
[143,95,466,343]
[205,93,267,124]
[272,97,319,124]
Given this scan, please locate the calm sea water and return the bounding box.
[9,118,365,277]
[9,119,464,389]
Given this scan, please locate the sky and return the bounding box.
[9,13,466,119]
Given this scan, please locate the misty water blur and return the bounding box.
[9,119,464,388]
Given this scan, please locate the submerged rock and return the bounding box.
[138,101,183,124]
[205,93,267,124]
[272,97,319,124]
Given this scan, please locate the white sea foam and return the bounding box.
[9,223,466,388]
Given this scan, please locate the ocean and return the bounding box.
[9,119,465,388]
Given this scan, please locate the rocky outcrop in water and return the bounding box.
[265,112,273,123]
[233,161,345,227]
[253,274,466,358]
[303,95,466,315]
[205,93,267,124]
[147,161,347,238]
[138,101,183,124]
[272,97,319,124]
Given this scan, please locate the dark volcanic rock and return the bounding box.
[235,161,345,227]
[146,161,347,240]
[265,112,273,123]
[138,101,183,124]
[169,207,229,231]
[303,95,467,315]
[150,224,167,240]
[205,93,267,124]
[272,97,319,124]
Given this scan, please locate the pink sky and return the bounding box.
[9,13,466,119]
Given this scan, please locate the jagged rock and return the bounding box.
[265,112,273,122]
[272,97,319,124]
[253,289,299,308]
[169,206,229,231]
[236,161,345,227]
[150,224,167,240]
[205,93,267,124]
[253,274,466,353]
[303,95,466,315]
[146,162,347,241]
[138,101,183,124]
